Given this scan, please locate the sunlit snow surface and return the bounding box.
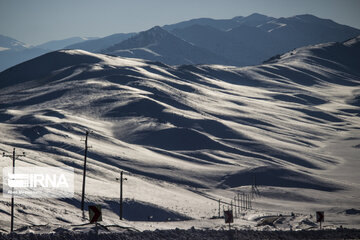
[0,37,359,234]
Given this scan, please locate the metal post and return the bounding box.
[81,131,89,211]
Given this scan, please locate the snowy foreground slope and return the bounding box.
[0,37,359,234]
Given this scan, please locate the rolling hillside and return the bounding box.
[0,36,359,233]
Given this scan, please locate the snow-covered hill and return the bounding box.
[0,36,359,233]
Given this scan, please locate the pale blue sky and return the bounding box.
[0,0,359,45]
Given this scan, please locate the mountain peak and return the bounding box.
[233,13,274,27]
[245,13,270,20]
[0,34,29,51]
[145,26,170,38]
[149,25,165,31]
[104,26,172,53]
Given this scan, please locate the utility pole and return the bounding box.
[116,171,127,220]
[254,174,260,197]
[234,196,237,218]
[241,193,243,211]
[246,194,250,209]
[242,193,245,210]
[244,194,246,210]
[237,193,240,215]
[252,174,258,199]
[120,171,123,220]
[218,199,221,218]
[249,194,252,209]
[245,193,247,210]
[3,148,25,233]
[81,131,90,211]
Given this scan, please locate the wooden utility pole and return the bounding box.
[3,148,25,233]
[242,193,245,210]
[218,199,221,218]
[234,196,237,218]
[237,193,240,215]
[240,193,242,210]
[246,194,250,209]
[116,171,127,220]
[81,131,89,211]
[245,194,248,210]
[249,194,252,209]
[120,171,123,220]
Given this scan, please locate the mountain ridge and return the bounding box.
[1,13,360,71]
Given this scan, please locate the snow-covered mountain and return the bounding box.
[100,14,360,67]
[36,37,98,51]
[171,14,360,66]
[172,24,282,66]
[0,34,29,51]
[102,26,231,65]
[65,33,135,52]
[163,13,274,31]
[0,35,97,72]
[0,36,359,233]
[0,34,47,72]
[1,13,360,72]
[257,14,360,50]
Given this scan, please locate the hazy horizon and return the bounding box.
[1,0,360,46]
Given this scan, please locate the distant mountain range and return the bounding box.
[103,13,359,66]
[1,13,360,71]
[0,35,93,72]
